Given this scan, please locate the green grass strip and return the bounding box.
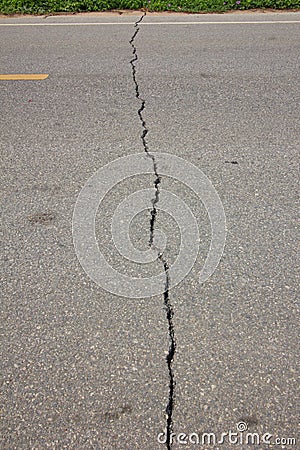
[0,0,299,15]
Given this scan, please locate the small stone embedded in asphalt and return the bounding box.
[28,212,55,225]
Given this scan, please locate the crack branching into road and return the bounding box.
[129,12,160,247]
[129,12,176,450]
[158,254,176,450]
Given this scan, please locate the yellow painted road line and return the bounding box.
[0,74,48,80]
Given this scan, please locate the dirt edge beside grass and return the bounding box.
[0,8,299,18]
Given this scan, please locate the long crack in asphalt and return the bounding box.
[129,12,176,450]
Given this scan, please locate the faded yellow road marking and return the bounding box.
[0,74,48,80]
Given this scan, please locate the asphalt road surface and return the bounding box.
[1,10,299,450]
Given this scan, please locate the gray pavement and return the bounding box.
[1,11,299,450]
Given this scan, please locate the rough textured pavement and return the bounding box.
[1,11,299,450]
